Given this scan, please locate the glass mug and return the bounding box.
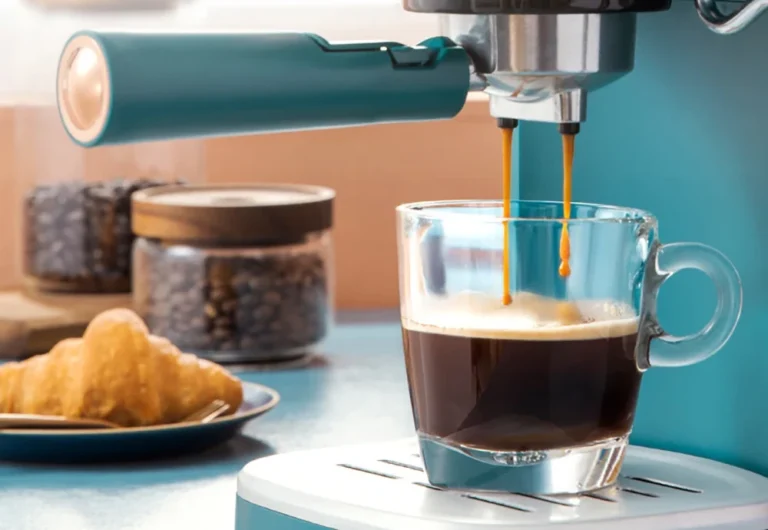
[397,200,742,495]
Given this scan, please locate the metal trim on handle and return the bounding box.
[696,0,768,34]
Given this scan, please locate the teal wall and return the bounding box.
[520,3,768,475]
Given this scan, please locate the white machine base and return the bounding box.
[236,439,768,529]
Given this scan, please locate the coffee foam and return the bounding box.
[403,291,638,341]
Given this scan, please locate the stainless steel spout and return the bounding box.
[490,90,586,124]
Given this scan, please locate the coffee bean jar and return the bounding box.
[24,178,179,293]
[132,184,335,363]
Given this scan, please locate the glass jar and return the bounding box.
[24,178,186,293]
[132,184,335,363]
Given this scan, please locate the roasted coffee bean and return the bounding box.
[25,178,177,293]
[134,244,330,360]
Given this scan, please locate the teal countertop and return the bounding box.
[0,311,413,530]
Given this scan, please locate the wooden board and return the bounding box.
[0,290,132,360]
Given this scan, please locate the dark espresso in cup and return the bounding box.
[402,292,643,452]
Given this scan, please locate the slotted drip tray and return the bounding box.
[237,439,768,529]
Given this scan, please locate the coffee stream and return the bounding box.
[502,129,573,304]
[501,128,513,306]
[560,133,575,278]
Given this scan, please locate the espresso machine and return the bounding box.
[55,0,768,528]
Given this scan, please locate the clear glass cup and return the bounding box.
[397,200,742,495]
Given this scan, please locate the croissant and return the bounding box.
[0,308,243,427]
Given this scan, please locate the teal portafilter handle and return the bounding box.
[56,31,472,147]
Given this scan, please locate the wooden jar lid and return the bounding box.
[132,184,335,246]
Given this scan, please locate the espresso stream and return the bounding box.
[402,292,642,451]
[560,133,575,277]
[501,128,513,305]
[500,129,573,304]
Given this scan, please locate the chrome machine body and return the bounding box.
[440,11,638,124]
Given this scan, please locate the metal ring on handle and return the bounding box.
[696,0,768,34]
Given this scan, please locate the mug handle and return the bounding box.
[638,242,743,370]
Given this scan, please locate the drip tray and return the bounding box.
[236,439,768,529]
